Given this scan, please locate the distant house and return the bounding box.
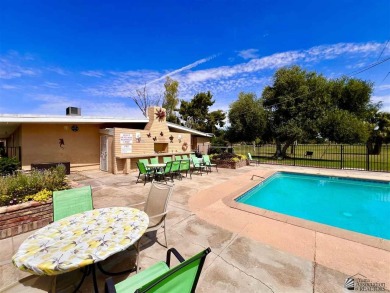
[0,106,211,174]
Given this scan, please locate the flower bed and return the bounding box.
[0,165,69,239]
[210,153,248,169]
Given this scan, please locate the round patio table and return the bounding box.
[12,207,149,278]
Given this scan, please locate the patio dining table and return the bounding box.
[12,207,149,292]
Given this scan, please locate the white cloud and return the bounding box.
[372,94,390,112]
[0,53,39,79]
[375,84,390,91]
[46,67,68,76]
[0,84,17,90]
[237,49,259,60]
[80,70,105,78]
[42,82,60,88]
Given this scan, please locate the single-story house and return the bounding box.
[0,106,212,174]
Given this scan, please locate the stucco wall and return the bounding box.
[21,124,101,170]
[195,136,211,154]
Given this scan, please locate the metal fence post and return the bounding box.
[340,145,344,169]
[293,144,296,166]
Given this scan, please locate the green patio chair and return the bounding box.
[182,154,189,160]
[139,159,151,171]
[163,156,172,163]
[191,156,207,175]
[150,157,159,164]
[136,162,152,185]
[105,247,211,293]
[170,160,181,180]
[202,155,218,172]
[53,186,93,221]
[179,159,191,179]
[247,153,258,165]
[174,155,182,161]
[155,161,172,183]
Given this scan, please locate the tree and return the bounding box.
[162,77,180,123]
[178,91,226,133]
[366,111,390,154]
[329,77,374,119]
[320,109,370,144]
[131,85,161,117]
[261,66,331,157]
[226,92,267,143]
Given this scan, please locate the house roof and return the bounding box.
[167,122,213,137]
[0,114,212,138]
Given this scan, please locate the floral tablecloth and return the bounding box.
[12,207,149,276]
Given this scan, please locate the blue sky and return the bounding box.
[1,0,389,117]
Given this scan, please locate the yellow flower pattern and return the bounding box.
[12,207,149,276]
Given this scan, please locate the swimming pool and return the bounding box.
[236,172,390,239]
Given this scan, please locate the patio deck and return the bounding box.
[0,165,389,292]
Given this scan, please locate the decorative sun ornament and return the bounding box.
[155,108,166,121]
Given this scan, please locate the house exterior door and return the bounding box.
[100,135,108,172]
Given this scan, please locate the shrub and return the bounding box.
[210,153,246,163]
[0,165,69,206]
[0,157,20,176]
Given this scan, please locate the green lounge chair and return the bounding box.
[182,154,189,160]
[105,247,211,293]
[136,162,152,185]
[174,155,182,161]
[202,155,218,172]
[247,153,258,165]
[179,159,191,179]
[53,186,93,221]
[163,156,172,163]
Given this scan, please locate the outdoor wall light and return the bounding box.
[160,131,164,136]
[169,135,174,143]
[147,133,151,138]
[153,137,157,141]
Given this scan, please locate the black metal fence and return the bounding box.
[224,144,389,173]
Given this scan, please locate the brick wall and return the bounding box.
[0,201,53,239]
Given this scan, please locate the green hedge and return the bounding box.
[0,157,20,176]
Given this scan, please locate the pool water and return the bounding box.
[236,172,390,239]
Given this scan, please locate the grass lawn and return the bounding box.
[233,144,390,172]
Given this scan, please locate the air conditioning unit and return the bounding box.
[66,107,81,116]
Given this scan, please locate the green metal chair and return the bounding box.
[155,161,172,183]
[105,247,211,293]
[202,155,218,172]
[182,154,189,160]
[174,155,182,161]
[170,160,181,180]
[179,159,192,179]
[136,162,152,185]
[191,156,207,175]
[53,186,93,221]
[139,159,151,171]
[150,157,159,164]
[163,156,172,163]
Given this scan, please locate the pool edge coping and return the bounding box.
[222,170,390,252]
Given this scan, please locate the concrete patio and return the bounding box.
[1,165,389,292]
